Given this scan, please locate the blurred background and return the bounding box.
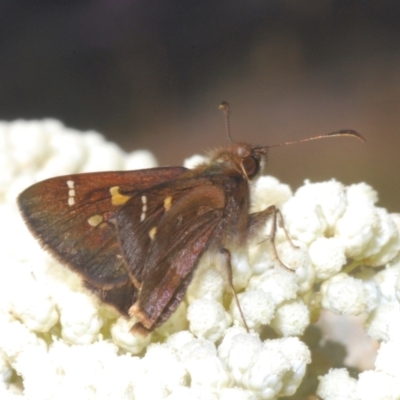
[1,0,399,211]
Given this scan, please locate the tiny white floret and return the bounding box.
[317,368,358,400]
[309,236,347,280]
[250,175,292,212]
[321,273,369,315]
[248,267,298,306]
[294,179,347,231]
[111,317,152,354]
[57,291,103,345]
[180,337,232,389]
[230,289,275,330]
[282,196,327,245]
[271,299,310,337]
[187,298,232,341]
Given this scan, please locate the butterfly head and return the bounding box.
[205,142,269,181]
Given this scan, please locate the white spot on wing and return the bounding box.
[141,195,148,221]
[67,180,76,206]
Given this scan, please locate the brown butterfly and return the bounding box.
[17,103,364,335]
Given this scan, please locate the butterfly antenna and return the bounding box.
[219,101,233,143]
[265,129,366,149]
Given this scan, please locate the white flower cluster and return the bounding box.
[0,120,399,399]
[280,179,400,399]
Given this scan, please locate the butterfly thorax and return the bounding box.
[186,142,268,249]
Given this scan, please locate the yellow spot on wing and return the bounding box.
[164,196,172,211]
[110,186,131,205]
[149,226,157,240]
[87,215,103,227]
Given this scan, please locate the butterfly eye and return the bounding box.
[242,156,259,178]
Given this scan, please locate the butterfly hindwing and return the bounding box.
[116,180,227,331]
[84,280,138,317]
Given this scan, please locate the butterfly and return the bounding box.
[17,104,364,335]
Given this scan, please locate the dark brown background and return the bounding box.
[1,1,399,211]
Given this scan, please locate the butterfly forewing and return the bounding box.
[17,167,187,291]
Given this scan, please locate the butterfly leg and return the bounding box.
[248,205,298,269]
[220,248,249,332]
